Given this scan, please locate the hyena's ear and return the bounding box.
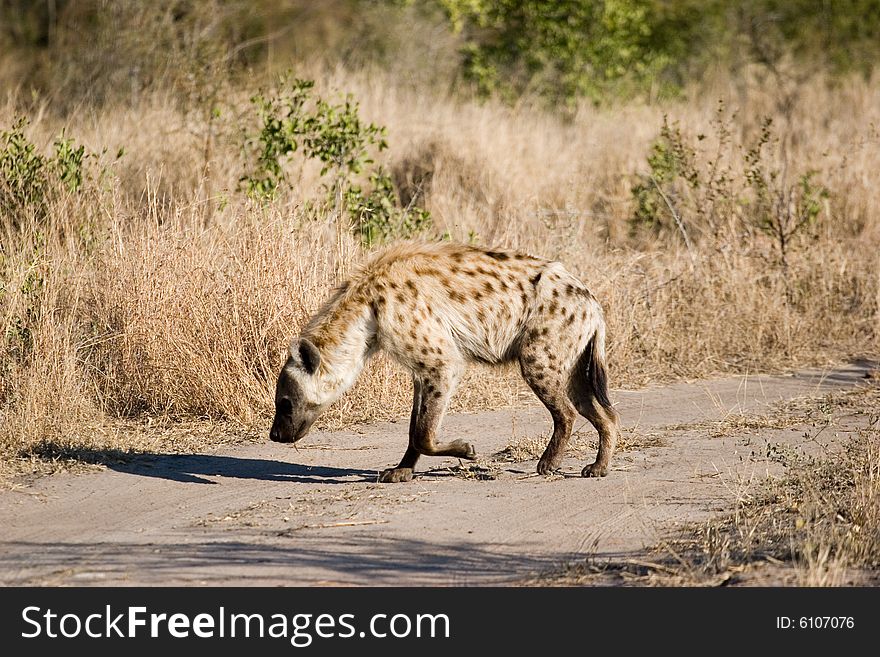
[298,338,321,375]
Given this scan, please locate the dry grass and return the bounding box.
[535,384,880,586]
[1,63,878,482]
[676,388,880,586]
[496,423,668,463]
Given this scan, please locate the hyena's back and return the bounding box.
[356,242,604,375]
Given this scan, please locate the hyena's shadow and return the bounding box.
[107,453,376,485]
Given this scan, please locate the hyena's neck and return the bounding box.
[304,302,377,405]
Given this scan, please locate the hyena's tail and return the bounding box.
[571,313,614,410]
[569,302,620,478]
[589,320,613,408]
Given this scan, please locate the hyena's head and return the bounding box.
[270,338,324,444]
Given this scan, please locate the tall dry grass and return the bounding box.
[1,67,878,474]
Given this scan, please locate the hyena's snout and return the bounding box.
[269,415,304,443]
[268,416,290,443]
[271,359,322,444]
[269,402,318,444]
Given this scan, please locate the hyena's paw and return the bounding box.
[581,462,609,478]
[536,457,562,476]
[451,440,477,460]
[378,467,414,483]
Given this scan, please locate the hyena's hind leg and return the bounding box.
[378,366,475,484]
[570,392,619,477]
[568,337,621,477]
[519,348,578,475]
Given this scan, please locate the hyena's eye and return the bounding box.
[276,397,293,416]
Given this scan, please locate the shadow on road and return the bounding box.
[0,533,623,585]
[23,441,377,485]
[108,454,378,485]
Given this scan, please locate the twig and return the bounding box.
[650,174,697,267]
[279,519,389,535]
[622,559,682,576]
[311,519,388,528]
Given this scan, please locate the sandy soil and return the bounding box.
[0,361,874,586]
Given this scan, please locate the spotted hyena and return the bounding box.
[270,241,621,483]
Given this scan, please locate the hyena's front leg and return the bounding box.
[378,379,424,483]
[378,368,475,484]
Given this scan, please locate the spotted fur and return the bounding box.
[270,241,621,482]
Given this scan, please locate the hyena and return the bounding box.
[270,241,621,483]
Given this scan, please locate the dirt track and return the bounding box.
[0,361,874,586]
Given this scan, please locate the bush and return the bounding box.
[241,75,432,245]
[630,106,830,274]
[436,0,675,104]
[0,118,88,226]
[345,170,432,247]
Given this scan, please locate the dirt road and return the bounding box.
[0,361,874,586]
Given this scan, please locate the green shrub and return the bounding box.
[744,119,829,273]
[346,169,433,247]
[436,0,674,105]
[630,107,829,272]
[241,74,432,246]
[630,115,699,236]
[1,118,88,226]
